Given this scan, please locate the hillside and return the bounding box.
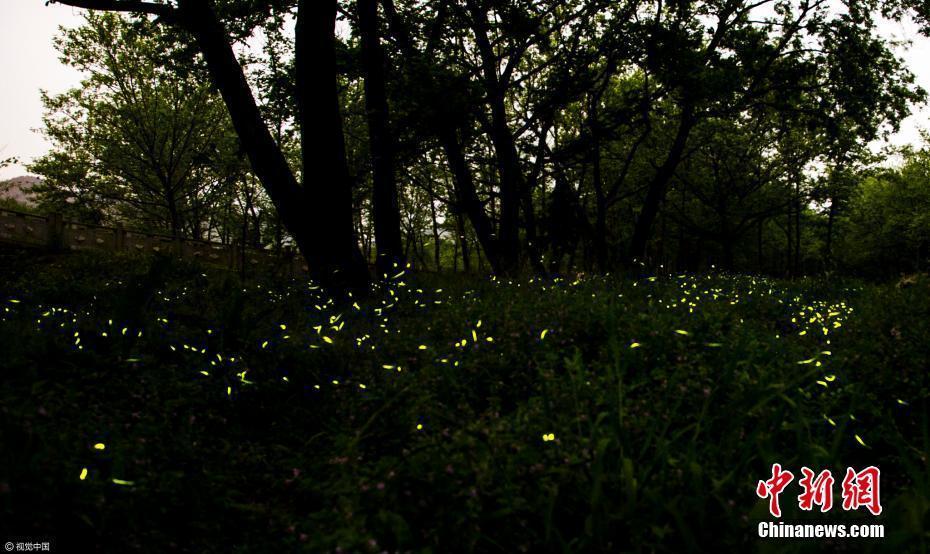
[1,252,926,552]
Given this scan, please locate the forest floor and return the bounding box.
[0,250,928,553]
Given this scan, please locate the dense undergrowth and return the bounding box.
[1,250,929,552]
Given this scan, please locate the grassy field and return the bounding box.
[1,250,928,552]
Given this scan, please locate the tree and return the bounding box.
[42,0,930,279]
[839,140,930,274]
[30,13,238,238]
[356,0,405,276]
[48,0,370,291]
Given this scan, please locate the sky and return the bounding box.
[1,0,929,180]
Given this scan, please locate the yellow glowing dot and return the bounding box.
[540,329,549,339]
[855,434,868,447]
[323,336,334,344]
[416,424,423,430]
[630,342,641,349]
[79,468,88,480]
[418,345,428,350]
[93,443,105,450]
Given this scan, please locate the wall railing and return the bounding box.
[0,208,308,276]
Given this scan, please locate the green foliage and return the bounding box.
[837,141,930,275]
[2,252,928,551]
[28,13,258,241]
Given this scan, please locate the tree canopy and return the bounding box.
[34,0,930,283]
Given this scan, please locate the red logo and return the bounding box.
[841,466,882,515]
[757,464,882,517]
[756,463,795,518]
[798,467,835,512]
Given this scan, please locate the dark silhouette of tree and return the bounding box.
[357,0,405,276]
[49,0,370,291]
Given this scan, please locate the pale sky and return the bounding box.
[1,0,928,180]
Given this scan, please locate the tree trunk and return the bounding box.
[172,0,367,291]
[721,236,734,270]
[825,200,836,265]
[522,180,545,273]
[592,137,608,272]
[455,212,471,272]
[439,124,501,273]
[786,203,793,277]
[295,0,370,290]
[358,0,404,276]
[166,188,181,240]
[793,180,801,276]
[429,198,441,270]
[466,0,521,273]
[757,218,763,272]
[380,0,500,274]
[628,105,695,265]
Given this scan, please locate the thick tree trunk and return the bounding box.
[466,0,522,273]
[546,171,570,273]
[173,0,368,291]
[358,0,404,276]
[296,0,370,290]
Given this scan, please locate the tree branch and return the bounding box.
[48,0,178,21]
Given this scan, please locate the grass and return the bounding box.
[1,249,929,552]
